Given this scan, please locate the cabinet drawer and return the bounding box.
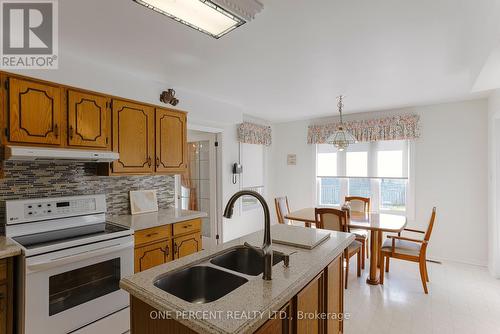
[173,219,201,236]
[135,226,172,247]
[0,260,6,283]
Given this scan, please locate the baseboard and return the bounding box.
[427,256,488,268]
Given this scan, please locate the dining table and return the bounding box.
[285,208,407,285]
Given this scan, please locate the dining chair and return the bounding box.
[315,208,362,289]
[345,196,371,213]
[345,196,370,268]
[379,207,437,294]
[275,196,291,224]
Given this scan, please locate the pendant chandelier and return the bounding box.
[326,95,357,151]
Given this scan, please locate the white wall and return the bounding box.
[270,99,489,266]
[488,91,500,276]
[221,116,271,242]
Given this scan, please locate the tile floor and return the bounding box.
[343,259,500,334]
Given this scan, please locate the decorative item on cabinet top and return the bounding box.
[160,89,179,106]
[0,71,188,176]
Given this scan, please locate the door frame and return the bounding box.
[175,124,223,249]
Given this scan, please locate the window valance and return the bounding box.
[238,122,272,146]
[307,114,420,144]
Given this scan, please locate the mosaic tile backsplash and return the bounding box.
[0,162,175,216]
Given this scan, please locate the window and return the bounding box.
[380,179,407,212]
[319,178,341,206]
[317,152,337,176]
[348,178,371,198]
[346,152,368,177]
[316,140,411,215]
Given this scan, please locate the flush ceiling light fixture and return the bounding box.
[327,95,357,151]
[133,0,263,39]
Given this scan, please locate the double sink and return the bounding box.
[154,246,287,304]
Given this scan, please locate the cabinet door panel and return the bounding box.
[326,255,343,334]
[134,239,171,273]
[173,233,202,260]
[296,273,323,334]
[8,77,62,145]
[0,284,6,334]
[255,302,291,334]
[112,100,155,173]
[155,108,187,173]
[68,90,109,148]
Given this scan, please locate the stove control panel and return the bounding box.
[24,198,96,218]
[4,195,106,224]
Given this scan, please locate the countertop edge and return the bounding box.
[0,237,22,260]
[108,209,208,231]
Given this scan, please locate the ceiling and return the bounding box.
[61,0,500,122]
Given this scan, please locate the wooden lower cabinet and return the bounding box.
[255,302,292,334]
[129,253,345,334]
[325,254,344,334]
[296,273,323,334]
[134,239,172,273]
[134,219,203,273]
[0,258,13,334]
[173,232,202,260]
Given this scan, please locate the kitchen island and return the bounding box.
[120,224,354,334]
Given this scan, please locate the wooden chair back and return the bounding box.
[345,196,370,213]
[315,208,348,232]
[275,196,290,224]
[424,207,437,242]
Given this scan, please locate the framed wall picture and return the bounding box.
[130,190,158,215]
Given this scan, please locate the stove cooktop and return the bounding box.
[13,223,129,250]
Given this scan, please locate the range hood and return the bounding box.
[4,146,119,162]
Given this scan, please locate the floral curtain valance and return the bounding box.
[307,114,420,144]
[238,122,272,146]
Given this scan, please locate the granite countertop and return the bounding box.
[0,236,22,259]
[108,208,208,231]
[120,224,355,334]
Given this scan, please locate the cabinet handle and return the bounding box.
[156,157,160,168]
[146,232,159,238]
[69,126,74,140]
[174,242,178,254]
[165,245,169,256]
[54,124,59,138]
[147,157,152,167]
[183,224,192,229]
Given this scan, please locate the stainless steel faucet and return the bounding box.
[223,190,273,280]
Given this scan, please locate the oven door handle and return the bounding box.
[27,241,134,272]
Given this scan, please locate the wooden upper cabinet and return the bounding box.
[155,108,187,173]
[7,77,62,145]
[112,100,155,174]
[67,90,110,149]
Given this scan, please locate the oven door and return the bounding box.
[23,235,133,334]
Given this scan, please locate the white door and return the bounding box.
[177,130,220,249]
